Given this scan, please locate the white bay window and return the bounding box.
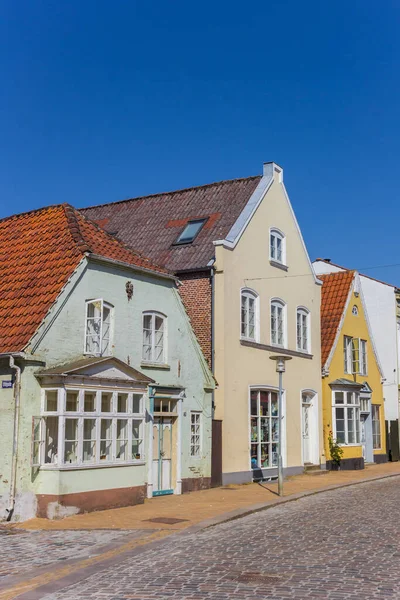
[332,390,360,445]
[32,388,145,467]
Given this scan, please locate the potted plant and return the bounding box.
[328,430,343,470]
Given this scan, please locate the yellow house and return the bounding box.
[319,270,387,469]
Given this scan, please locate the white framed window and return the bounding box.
[142,311,166,363]
[190,412,202,457]
[84,299,113,356]
[270,299,286,347]
[296,307,310,352]
[332,390,360,445]
[240,288,259,341]
[250,389,279,469]
[372,405,381,449]
[32,387,145,468]
[270,228,286,264]
[344,336,367,375]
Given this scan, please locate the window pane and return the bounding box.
[86,301,102,354]
[260,391,269,416]
[270,393,278,417]
[261,444,270,468]
[260,418,269,443]
[83,419,96,463]
[250,391,258,416]
[102,306,111,354]
[44,416,58,464]
[176,220,205,243]
[101,392,113,413]
[241,295,247,337]
[335,392,344,404]
[116,419,128,460]
[346,392,353,405]
[64,419,78,464]
[84,391,96,412]
[66,391,79,412]
[347,408,355,443]
[117,393,128,413]
[132,419,142,459]
[276,237,282,262]
[100,419,112,461]
[45,391,58,412]
[270,234,276,259]
[335,408,345,443]
[251,417,258,442]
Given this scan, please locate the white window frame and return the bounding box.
[142,311,167,364]
[296,307,310,353]
[84,299,113,357]
[332,389,361,446]
[32,387,146,469]
[269,228,286,265]
[343,336,367,375]
[372,405,381,450]
[190,411,202,458]
[240,288,259,342]
[270,298,287,347]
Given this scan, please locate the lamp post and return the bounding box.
[269,355,292,497]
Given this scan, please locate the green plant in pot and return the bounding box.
[328,429,343,470]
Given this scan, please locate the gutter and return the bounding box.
[88,254,177,282]
[7,355,22,521]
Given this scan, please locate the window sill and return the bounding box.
[269,260,288,272]
[141,362,171,370]
[37,460,146,471]
[337,443,362,447]
[240,339,313,360]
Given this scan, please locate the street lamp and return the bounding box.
[269,355,292,497]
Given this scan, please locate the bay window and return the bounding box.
[85,299,113,356]
[32,388,145,467]
[332,390,360,445]
[250,389,279,469]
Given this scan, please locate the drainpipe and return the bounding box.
[210,267,215,418]
[6,356,21,521]
[146,386,155,499]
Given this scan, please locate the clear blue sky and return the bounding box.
[2,1,399,283]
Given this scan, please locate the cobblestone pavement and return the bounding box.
[38,476,400,600]
[0,530,133,580]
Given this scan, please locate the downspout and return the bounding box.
[7,356,21,521]
[210,267,215,418]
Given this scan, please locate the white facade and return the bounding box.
[313,260,399,422]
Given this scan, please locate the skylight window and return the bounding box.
[175,219,207,245]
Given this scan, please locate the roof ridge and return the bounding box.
[63,204,92,254]
[79,174,261,211]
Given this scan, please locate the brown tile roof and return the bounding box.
[319,270,355,366]
[0,204,169,354]
[80,176,262,272]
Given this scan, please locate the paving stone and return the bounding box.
[33,477,400,599]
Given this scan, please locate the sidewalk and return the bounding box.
[2,462,400,600]
[12,461,400,532]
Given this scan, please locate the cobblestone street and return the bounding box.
[26,476,400,599]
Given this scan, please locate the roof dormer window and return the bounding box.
[175,219,207,245]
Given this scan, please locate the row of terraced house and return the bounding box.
[0,162,399,521]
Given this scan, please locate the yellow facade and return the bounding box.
[323,286,386,466]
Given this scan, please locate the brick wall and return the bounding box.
[178,271,212,368]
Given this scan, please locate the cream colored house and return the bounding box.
[213,163,323,482]
[81,161,324,485]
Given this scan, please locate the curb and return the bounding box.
[11,470,400,600]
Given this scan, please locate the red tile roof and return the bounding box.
[319,271,355,366]
[0,204,169,353]
[80,176,262,272]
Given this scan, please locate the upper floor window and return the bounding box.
[271,299,286,347]
[175,219,207,245]
[240,289,259,341]
[85,299,113,356]
[142,312,166,363]
[344,336,367,375]
[270,228,286,264]
[296,307,310,353]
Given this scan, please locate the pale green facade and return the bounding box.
[0,257,214,521]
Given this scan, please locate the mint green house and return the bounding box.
[0,204,214,521]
